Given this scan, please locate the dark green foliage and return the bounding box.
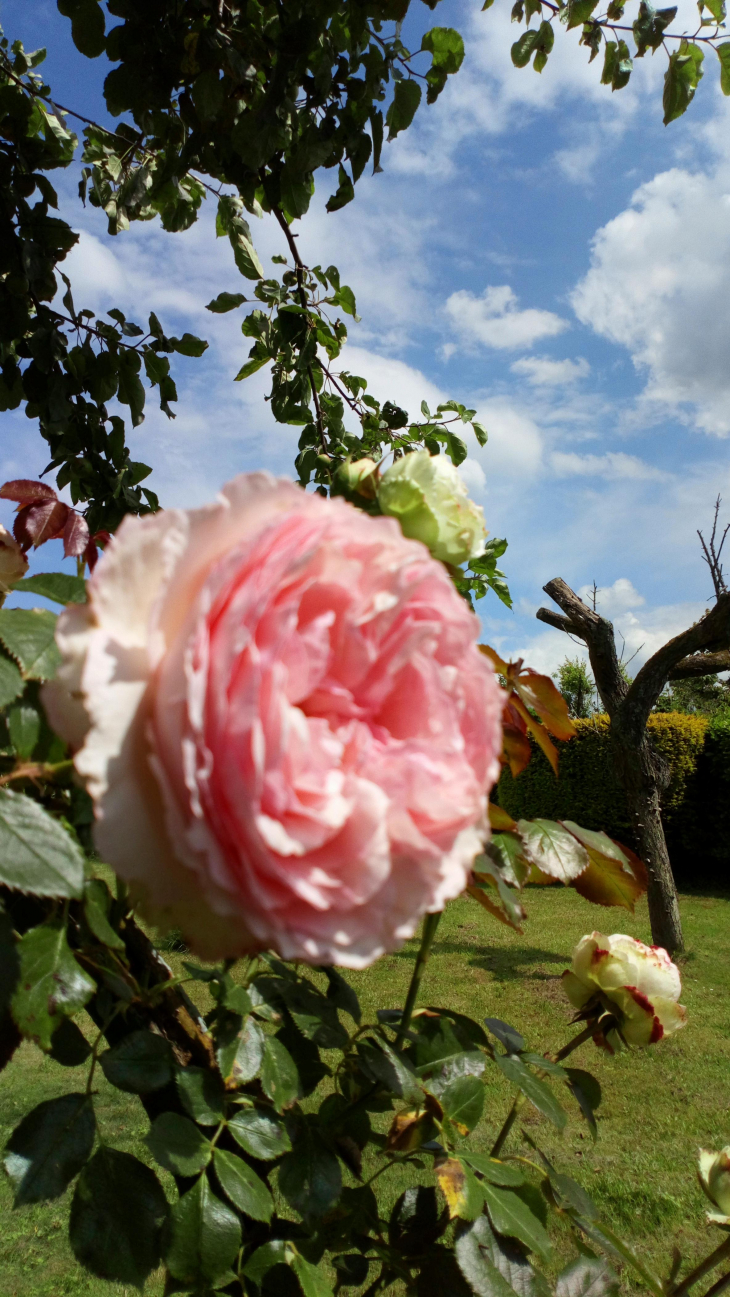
[69,1148,169,1287]
[497,713,730,883]
[4,1092,94,1205]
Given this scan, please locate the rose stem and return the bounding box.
[394,911,442,1051]
[491,1023,597,1157]
[671,1237,730,1297]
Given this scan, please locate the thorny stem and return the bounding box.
[671,1237,730,1297]
[394,910,442,1051]
[491,1023,596,1157]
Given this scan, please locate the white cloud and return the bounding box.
[578,577,645,615]
[572,159,730,436]
[550,451,666,480]
[445,285,568,351]
[511,356,589,386]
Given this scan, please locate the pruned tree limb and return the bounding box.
[627,592,730,729]
[668,649,730,680]
[535,607,577,636]
[540,578,628,716]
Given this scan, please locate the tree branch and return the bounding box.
[536,607,579,636]
[540,578,628,715]
[668,649,730,681]
[627,592,730,725]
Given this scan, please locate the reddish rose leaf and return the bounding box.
[502,722,532,778]
[0,479,58,506]
[510,694,560,776]
[14,501,69,551]
[488,802,516,831]
[514,669,576,741]
[63,512,90,559]
[479,643,509,674]
[572,853,646,911]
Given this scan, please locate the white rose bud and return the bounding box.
[562,931,687,1050]
[0,524,28,593]
[377,450,486,567]
[698,1148,730,1222]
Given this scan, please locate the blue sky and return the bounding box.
[1,0,728,675]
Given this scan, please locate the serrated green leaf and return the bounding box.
[12,573,86,605]
[145,1112,212,1176]
[278,1123,342,1218]
[165,1173,241,1287]
[48,1017,91,1066]
[4,1092,95,1205]
[12,920,95,1049]
[493,1053,567,1130]
[83,880,125,950]
[556,1258,619,1297]
[0,790,85,899]
[0,608,61,679]
[213,1147,273,1222]
[461,1152,526,1186]
[7,702,41,760]
[718,42,730,94]
[70,1148,168,1287]
[216,1013,264,1085]
[482,1181,552,1259]
[261,1034,300,1111]
[100,1029,174,1094]
[0,652,24,708]
[228,1106,292,1159]
[177,1066,226,1127]
[291,1248,336,1297]
[441,1075,485,1131]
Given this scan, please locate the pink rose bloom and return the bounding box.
[44,474,503,967]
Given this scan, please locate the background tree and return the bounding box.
[536,507,730,954]
[554,656,596,719]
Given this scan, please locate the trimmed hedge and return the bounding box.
[497,712,730,885]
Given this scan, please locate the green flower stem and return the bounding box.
[671,1236,730,1297]
[491,1023,596,1157]
[394,911,442,1051]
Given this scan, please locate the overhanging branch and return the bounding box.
[668,649,730,681]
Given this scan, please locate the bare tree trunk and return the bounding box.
[611,730,684,953]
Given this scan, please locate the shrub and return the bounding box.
[497,712,729,885]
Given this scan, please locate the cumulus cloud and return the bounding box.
[445,285,568,351]
[550,451,667,480]
[571,160,730,436]
[579,577,645,615]
[511,356,589,386]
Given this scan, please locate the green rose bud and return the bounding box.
[377,450,486,566]
[332,457,379,502]
[698,1147,730,1222]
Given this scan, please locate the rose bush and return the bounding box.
[562,931,687,1049]
[44,472,503,966]
[377,449,487,566]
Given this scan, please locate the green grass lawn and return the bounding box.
[1,884,729,1296]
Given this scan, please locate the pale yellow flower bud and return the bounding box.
[0,524,28,593]
[377,450,486,566]
[698,1148,730,1221]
